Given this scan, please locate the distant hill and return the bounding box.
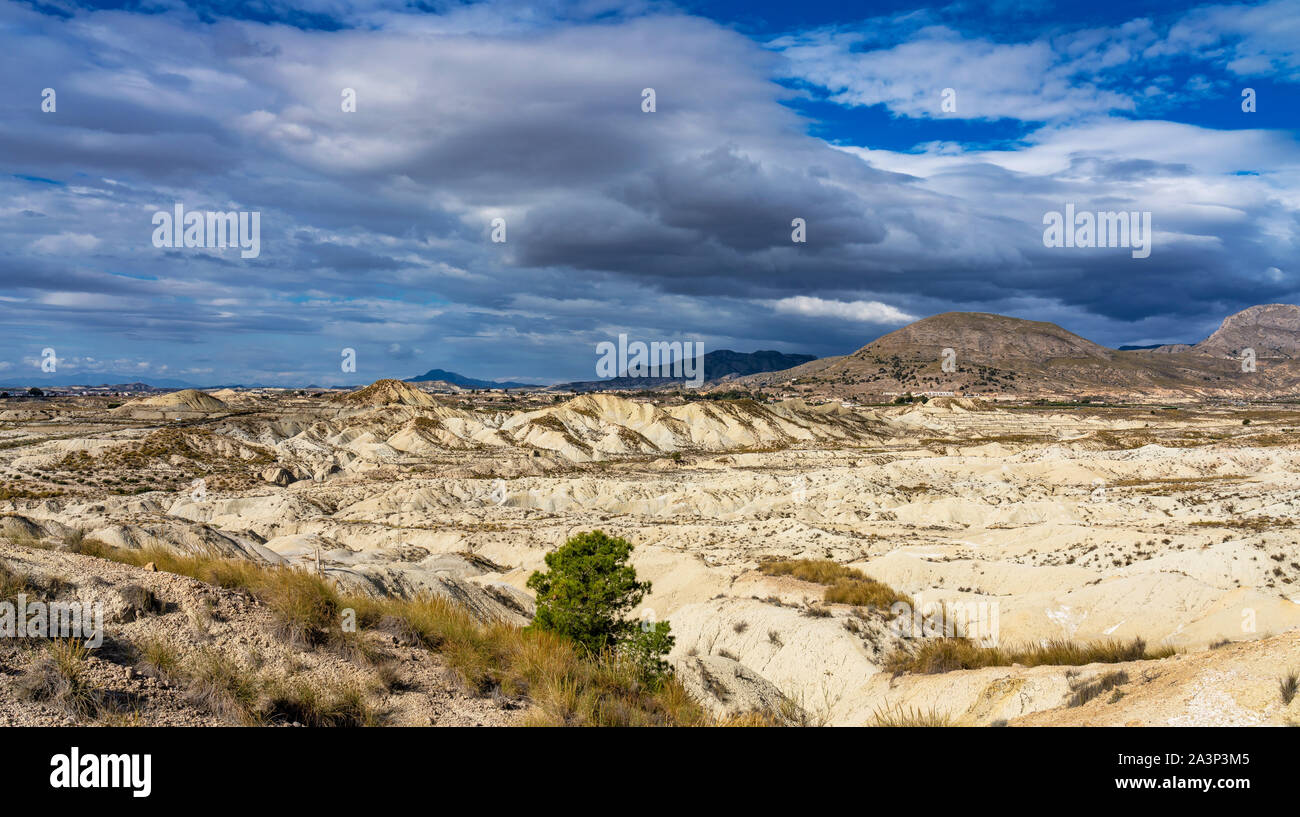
[405,368,539,389]
[734,305,1300,400]
[1191,304,1300,359]
[558,349,816,392]
[857,312,1111,363]
[113,389,228,413]
[333,379,440,407]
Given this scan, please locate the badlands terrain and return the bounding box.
[3,378,1300,725]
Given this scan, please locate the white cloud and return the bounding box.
[771,296,916,324]
[28,233,101,255]
[772,0,1300,124]
[771,25,1137,122]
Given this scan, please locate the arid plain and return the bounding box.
[3,377,1299,726]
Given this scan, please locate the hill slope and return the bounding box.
[859,312,1112,362]
[1193,303,1300,359]
[332,379,440,407]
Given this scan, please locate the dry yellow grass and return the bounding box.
[887,637,1176,675]
[760,559,912,610]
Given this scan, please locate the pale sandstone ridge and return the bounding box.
[208,388,246,403]
[308,383,881,463]
[115,388,228,412]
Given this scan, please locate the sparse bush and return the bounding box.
[263,568,339,648]
[16,639,101,720]
[119,584,165,618]
[0,560,35,604]
[135,636,181,682]
[760,559,859,584]
[824,577,910,609]
[63,534,111,559]
[1281,670,1298,705]
[261,678,384,727]
[184,649,262,724]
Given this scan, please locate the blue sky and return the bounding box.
[1,0,1297,386]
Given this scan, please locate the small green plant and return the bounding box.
[526,530,673,683]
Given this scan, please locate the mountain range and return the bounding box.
[404,368,540,389]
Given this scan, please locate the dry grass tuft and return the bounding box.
[870,704,953,727]
[184,649,262,725]
[261,677,385,727]
[1281,670,1299,705]
[1068,670,1130,707]
[760,559,862,584]
[135,636,181,683]
[15,639,102,720]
